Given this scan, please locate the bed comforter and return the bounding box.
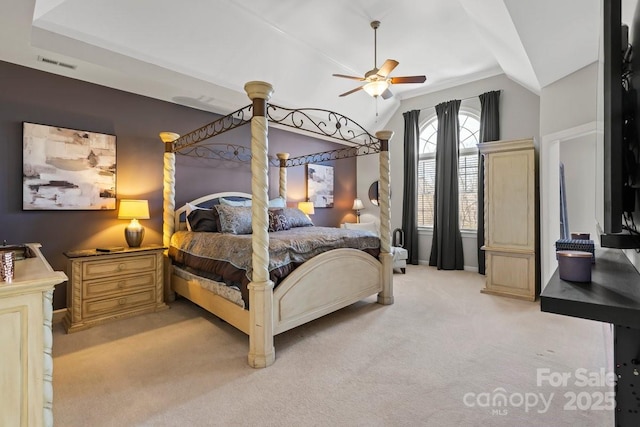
[168,226,380,306]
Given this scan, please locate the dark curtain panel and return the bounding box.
[429,100,464,270]
[402,110,420,264]
[477,90,500,275]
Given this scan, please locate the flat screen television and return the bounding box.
[599,0,640,248]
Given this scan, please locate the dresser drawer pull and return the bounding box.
[118,298,126,305]
[118,281,125,289]
[118,263,126,271]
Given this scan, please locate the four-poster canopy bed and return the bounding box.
[161,81,394,368]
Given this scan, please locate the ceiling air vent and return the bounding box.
[57,62,77,70]
[37,56,77,70]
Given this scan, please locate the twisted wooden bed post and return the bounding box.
[245,81,276,368]
[160,131,180,303]
[277,152,289,201]
[376,130,394,305]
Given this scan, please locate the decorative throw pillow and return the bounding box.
[283,207,314,228]
[186,209,218,232]
[219,197,251,207]
[214,205,253,234]
[219,196,285,208]
[185,203,213,231]
[268,197,286,208]
[268,209,291,232]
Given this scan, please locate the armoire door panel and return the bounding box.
[478,138,538,301]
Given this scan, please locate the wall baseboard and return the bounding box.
[52,308,66,325]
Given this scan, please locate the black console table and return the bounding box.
[541,248,640,426]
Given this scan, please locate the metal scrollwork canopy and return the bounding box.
[171,105,252,153]
[169,103,382,167]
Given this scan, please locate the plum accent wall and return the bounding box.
[0,61,356,309]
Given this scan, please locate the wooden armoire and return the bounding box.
[478,138,539,301]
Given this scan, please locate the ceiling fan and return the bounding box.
[333,20,427,99]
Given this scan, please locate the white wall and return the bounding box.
[539,62,599,287]
[559,135,599,239]
[357,73,540,270]
[540,62,600,136]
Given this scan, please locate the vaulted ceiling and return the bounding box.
[0,0,614,132]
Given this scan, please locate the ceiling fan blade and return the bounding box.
[332,73,365,81]
[377,59,399,78]
[381,88,393,100]
[390,75,427,84]
[339,86,364,97]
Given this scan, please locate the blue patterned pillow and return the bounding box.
[283,207,314,227]
[214,205,253,234]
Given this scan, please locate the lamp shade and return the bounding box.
[118,200,150,220]
[297,201,315,215]
[363,80,390,97]
[352,198,364,211]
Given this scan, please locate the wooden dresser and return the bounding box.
[63,246,167,333]
[0,243,67,427]
[478,138,539,301]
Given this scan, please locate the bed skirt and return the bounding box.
[173,266,245,308]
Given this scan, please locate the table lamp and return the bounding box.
[352,198,364,223]
[297,201,315,218]
[118,199,150,247]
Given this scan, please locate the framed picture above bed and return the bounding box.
[22,122,117,210]
[307,164,334,208]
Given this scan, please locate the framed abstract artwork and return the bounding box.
[307,164,334,208]
[22,122,117,210]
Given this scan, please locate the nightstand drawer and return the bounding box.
[82,254,157,280]
[83,272,156,299]
[82,289,156,319]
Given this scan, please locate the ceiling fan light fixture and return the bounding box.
[333,20,425,99]
[363,80,389,97]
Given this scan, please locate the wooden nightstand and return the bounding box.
[62,245,167,333]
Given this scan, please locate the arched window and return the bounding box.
[417,111,480,230]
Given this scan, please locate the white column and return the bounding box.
[159,131,179,303]
[245,81,276,368]
[376,130,394,305]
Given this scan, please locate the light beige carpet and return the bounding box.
[53,266,613,426]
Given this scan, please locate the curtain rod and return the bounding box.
[417,95,477,112]
[415,89,502,112]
